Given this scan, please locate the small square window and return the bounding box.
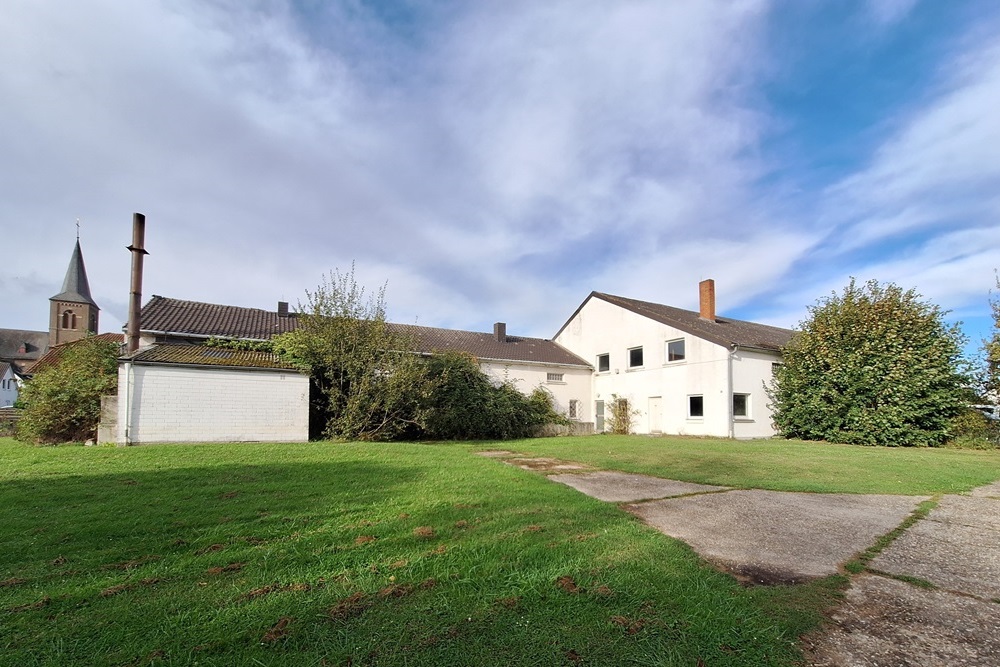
[597,353,610,373]
[733,393,750,418]
[546,372,564,382]
[688,395,704,418]
[628,347,643,368]
[666,339,685,362]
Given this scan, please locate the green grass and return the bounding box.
[0,438,846,667]
[503,435,1000,494]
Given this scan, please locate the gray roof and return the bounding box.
[0,328,49,363]
[50,240,98,307]
[124,344,301,371]
[138,296,590,368]
[557,292,794,352]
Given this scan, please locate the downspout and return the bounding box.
[727,345,736,439]
[123,360,133,446]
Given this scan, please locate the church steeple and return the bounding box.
[49,238,99,347]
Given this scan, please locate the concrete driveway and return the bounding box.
[492,455,1000,666]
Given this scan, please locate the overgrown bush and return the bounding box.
[947,409,1000,449]
[16,335,119,444]
[605,394,640,435]
[769,279,969,447]
[415,351,565,440]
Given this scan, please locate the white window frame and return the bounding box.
[733,393,751,419]
[627,346,644,369]
[665,338,686,363]
[597,353,610,373]
[546,372,565,383]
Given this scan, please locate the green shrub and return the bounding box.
[769,279,970,447]
[947,409,999,449]
[16,336,119,444]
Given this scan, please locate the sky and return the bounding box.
[2,0,999,353]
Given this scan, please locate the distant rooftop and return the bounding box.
[138,296,590,367]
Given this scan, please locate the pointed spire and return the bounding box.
[50,239,98,307]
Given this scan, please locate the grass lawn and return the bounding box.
[504,435,1000,495]
[0,437,854,667]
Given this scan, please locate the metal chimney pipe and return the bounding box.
[126,213,148,353]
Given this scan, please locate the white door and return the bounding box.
[648,396,662,433]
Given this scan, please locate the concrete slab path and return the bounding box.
[550,470,727,502]
[629,490,925,583]
[482,452,1000,666]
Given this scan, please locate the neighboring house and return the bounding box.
[0,362,22,407]
[554,280,793,438]
[125,295,592,430]
[0,328,49,375]
[109,344,309,444]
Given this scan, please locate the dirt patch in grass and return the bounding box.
[454,520,469,529]
[419,578,437,590]
[426,544,447,556]
[730,564,806,587]
[219,491,239,499]
[141,577,162,586]
[261,617,292,644]
[413,526,435,538]
[50,556,67,566]
[1,577,27,588]
[389,559,408,569]
[354,535,377,545]
[524,524,543,533]
[610,615,647,635]
[497,595,521,609]
[565,649,583,663]
[100,583,131,597]
[196,543,225,555]
[329,592,371,620]
[377,584,414,599]
[206,562,245,575]
[556,576,583,594]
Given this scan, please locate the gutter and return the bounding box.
[727,345,736,439]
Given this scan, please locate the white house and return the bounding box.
[0,362,21,408]
[554,280,793,438]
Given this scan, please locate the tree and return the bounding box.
[769,279,969,447]
[984,272,1000,402]
[273,266,424,441]
[16,335,119,443]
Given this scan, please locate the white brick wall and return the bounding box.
[117,363,309,444]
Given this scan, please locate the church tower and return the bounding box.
[49,239,99,347]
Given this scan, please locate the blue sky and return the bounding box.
[2,0,998,354]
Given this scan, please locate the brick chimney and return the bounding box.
[699,279,716,322]
[494,322,507,342]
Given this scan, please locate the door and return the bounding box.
[595,400,605,432]
[648,396,662,433]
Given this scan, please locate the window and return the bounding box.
[61,310,76,329]
[688,395,704,418]
[628,347,643,368]
[569,399,579,419]
[546,372,564,383]
[597,353,610,372]
[666,339,685,362]
[772,362,782,376]
[733,393,750,418]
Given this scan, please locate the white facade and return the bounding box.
[555,296,781,438]
[481,360,593,422]
[0,365,19,407]
[115,362,309,444]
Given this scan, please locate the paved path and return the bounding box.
[488,453,1000,666]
